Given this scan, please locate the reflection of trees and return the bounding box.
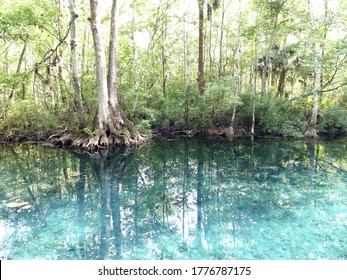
[0,145,94,259]
[0,140,317,259]
[306,139,317,174]
[76,159,86,258]
[91,150,129,260]
[196,144,203,250]
[182,140,189,240]
[1,138,347,259]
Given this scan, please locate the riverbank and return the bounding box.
[0,125,345,148]
[0,125,256,146]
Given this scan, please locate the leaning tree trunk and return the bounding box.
[9,38,27,100]
[304,0,319,138]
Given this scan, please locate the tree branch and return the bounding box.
[320,81,347,93]
[322,53,347,89]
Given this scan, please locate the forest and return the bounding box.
[1,0,347,149]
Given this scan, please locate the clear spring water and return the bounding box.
[0,137,346,260]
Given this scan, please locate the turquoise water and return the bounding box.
[0,138,346,260]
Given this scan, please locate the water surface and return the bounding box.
[0,137,346,260]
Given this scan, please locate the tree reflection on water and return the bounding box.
[0,137,346,260]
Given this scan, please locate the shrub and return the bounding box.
[257,95,307,137]
[2,100,59,138]
[317,107,347,136]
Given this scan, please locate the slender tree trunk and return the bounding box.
[251,45,257,135]
[229,0,242,136]
[69,0,85,128]
[208,4,213,83]
[218,0,225,77]
[304,0,319,138]
[261,14,278,96]
[57,50,66,104]
[183,13,189,125]
[261,57,267,96]
[9,39,27,100]
[81,24,88,77]
[197,0,205,97]
[320,0,328,89]
[131,0,139,112]
[44,65,53,109]
[161,0,167,97]
[277,65,286,96]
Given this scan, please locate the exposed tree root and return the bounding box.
[52,117,147,152]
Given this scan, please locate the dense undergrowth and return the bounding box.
[1,87,347,142]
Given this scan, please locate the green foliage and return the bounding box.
[119,77,244,131]
[2,72,31,93]
[2,100,59,137]
[203,77,242,127]
[162,84,197,128]
[120,89,159,135]
[236,91,256,126]
[317,107,347,136]
[0,0,58,41]
[136,119,152,137]
[80,74,98,124]
[54,104,81,131]
[258,94,307,137]
[83,127,93,136]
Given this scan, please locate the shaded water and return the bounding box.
[0,137,346,260]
